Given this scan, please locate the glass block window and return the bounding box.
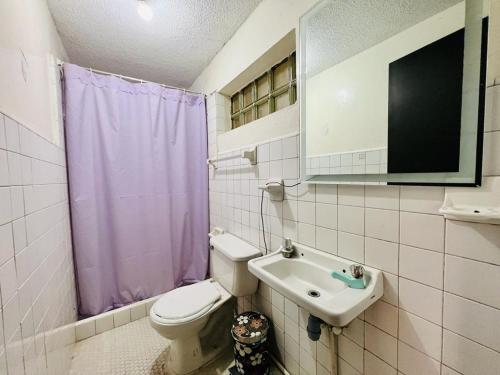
[231,52,296,129]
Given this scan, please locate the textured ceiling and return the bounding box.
[47,0,261,88]
[304,0,462,76]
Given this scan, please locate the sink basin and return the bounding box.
[248,241,383,327]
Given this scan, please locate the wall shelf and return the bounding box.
[439,177,500,225]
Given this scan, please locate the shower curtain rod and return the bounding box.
[57,61,205,96]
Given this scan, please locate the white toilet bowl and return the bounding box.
[150,233,261,374]
[150,279,232,374]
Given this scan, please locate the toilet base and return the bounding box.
[167,333,231,375]
[165,299,235,375]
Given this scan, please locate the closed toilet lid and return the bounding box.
[153,281,221,323]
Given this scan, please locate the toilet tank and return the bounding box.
[209,233,261,297]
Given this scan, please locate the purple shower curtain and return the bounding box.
[63,64,209,316]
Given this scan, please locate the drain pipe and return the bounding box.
[307,314,323,341]
[327,325,343,375]
[306,313,343,375]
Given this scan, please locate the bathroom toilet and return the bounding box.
[150,233,261,374]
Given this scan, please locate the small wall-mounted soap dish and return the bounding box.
[439,177,500,225]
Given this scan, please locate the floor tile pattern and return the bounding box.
[70,317,279,375]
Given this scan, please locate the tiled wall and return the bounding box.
[206,80,500,375]
[0,112,77,374]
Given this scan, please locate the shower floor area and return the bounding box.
[69,316,280,374]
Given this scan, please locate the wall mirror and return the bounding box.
[299,0,488,186]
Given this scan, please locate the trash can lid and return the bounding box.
[231,311,269,344]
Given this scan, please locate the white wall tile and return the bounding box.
[315,227,337,255]
[3,294,20,342]
[270,140,282,161]
[398,310,442,361]
[442,329,500,375]
[0,115,6,150]
[0,188,12,225]
[365,186,399,210]
[4,118,20,153]
[338,335,363,373]
[338,232,364,263]
[9,186,23,220]
[400,245,443,289]
[446,220,500,265]
[338,358,362,375]
[257,143,269,162]
[315,203,337,229]
[298,223,315,247]
[365,208,399,242]
[298,201,315,225]
[20,156,32,185]
[317,341,332,370]
[400,187,444,214]
[343,318,364,347]
[364,238,398,274]
[95,313,113,334]
[316,184,337,204]
[399,278,442,325]
[12,218,26,253]
[483,131,500,176]
[441,365,461,375]
[0,223,14,265]
[397,341,440,375]
[364,350,396,375]
[282,136,298,159]
[284,298,299,324]
[444,292,500,352]
[130,302,147,321]
[272,289,285,312]
[283,158,299,180]
[338,186,364,207]
[7,152,22,186]
[0,151,9,186]
[269,160,283,177]
[400,212,444,252]
[444,254,500,309]
[365,301,398,336]
[381,272,398,306]
[297,184,315,202]
[338,205,364,235]
[113,308,131,328]
[365,323,397,367]
[0,259,17,304]
[75,319,95,341]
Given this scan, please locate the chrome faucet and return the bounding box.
[280,238,295,258]
[350,264,364,279]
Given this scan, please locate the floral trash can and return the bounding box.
[231,311,270,375]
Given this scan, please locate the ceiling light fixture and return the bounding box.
[137,0,153,21]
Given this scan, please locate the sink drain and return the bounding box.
[307,289,321,298]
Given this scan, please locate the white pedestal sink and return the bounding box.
[248,241,383,328]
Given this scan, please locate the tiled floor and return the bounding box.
[70,317,279,374]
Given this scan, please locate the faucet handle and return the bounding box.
[350,264,364,279]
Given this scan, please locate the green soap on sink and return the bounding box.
[331,271,365,289]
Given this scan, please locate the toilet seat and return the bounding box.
[152,280,221,324]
